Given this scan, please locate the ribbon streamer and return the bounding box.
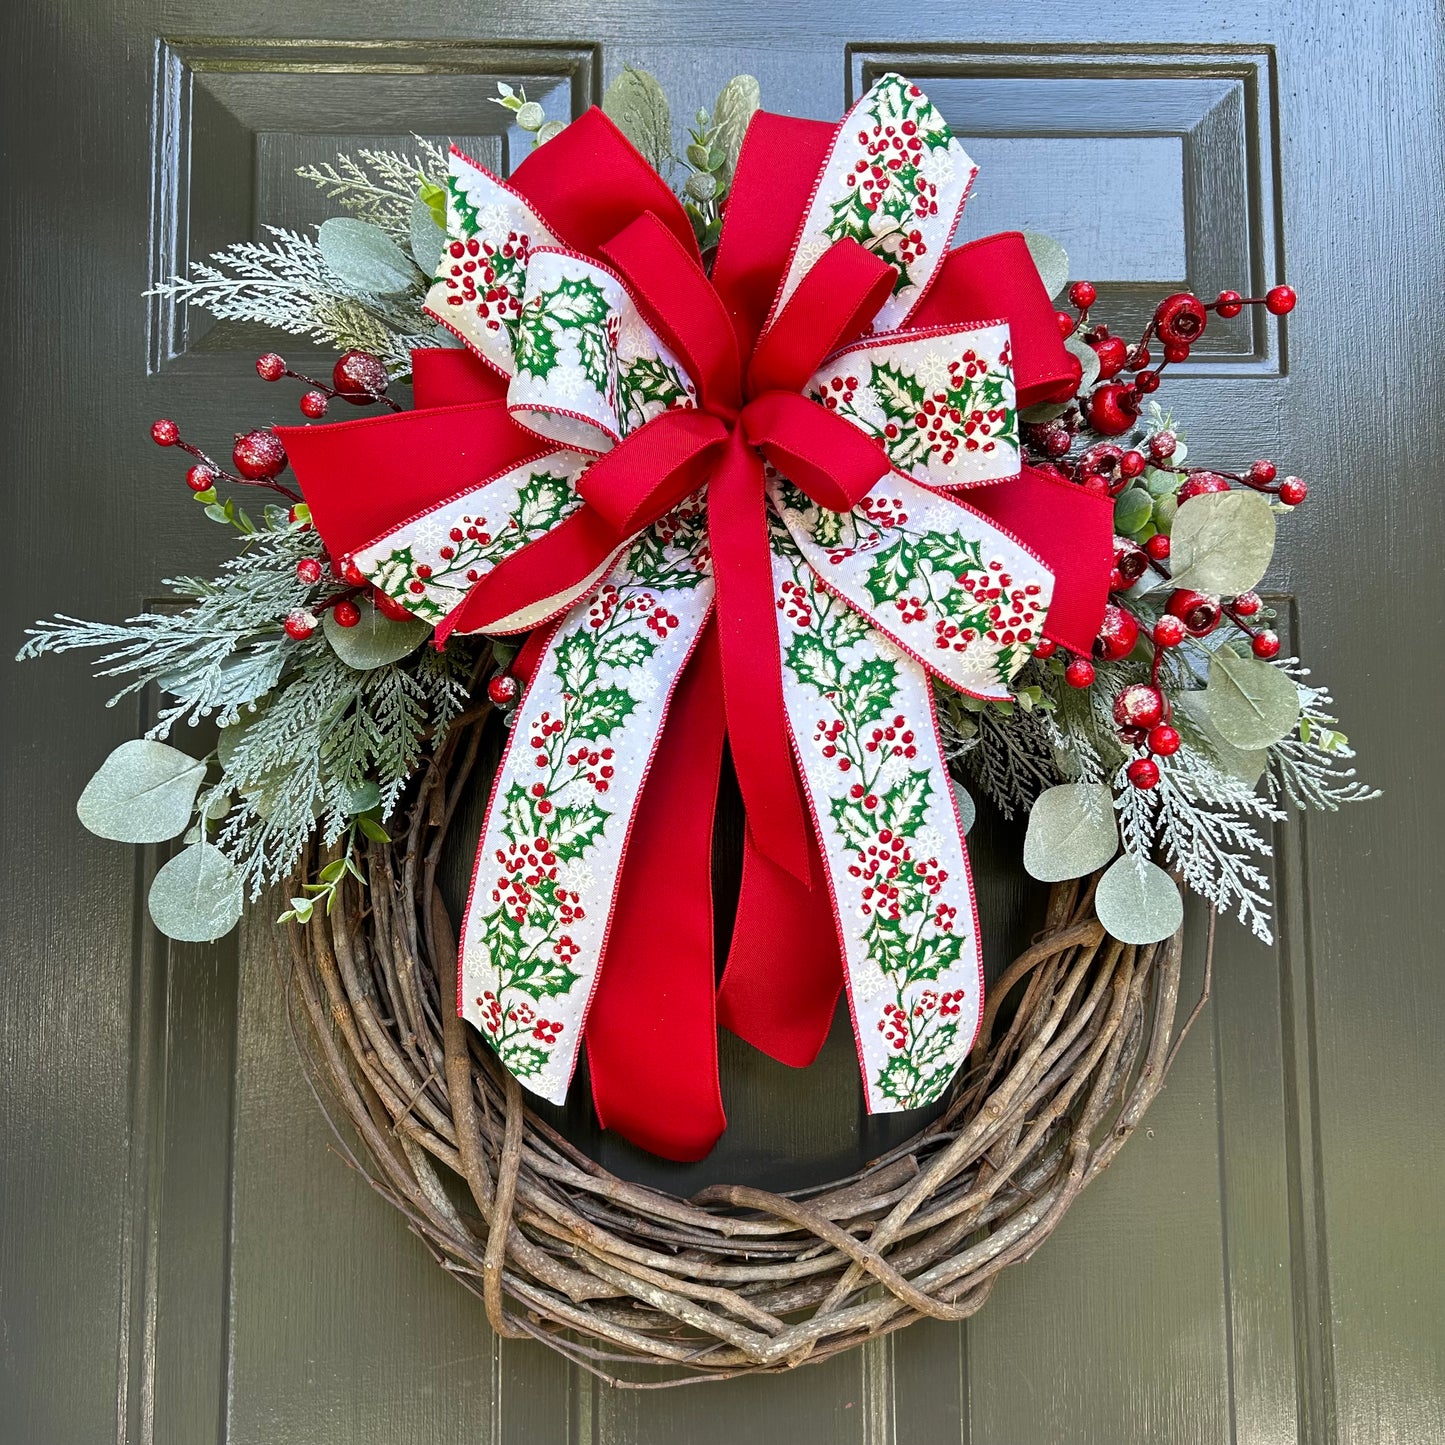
[281,74,1113,1161]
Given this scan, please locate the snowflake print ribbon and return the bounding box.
[282,74,1114,1161]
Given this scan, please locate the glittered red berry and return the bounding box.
[1087,383,1141,437]
[300,389,329,419]
[1278,476,1308,506]
[295,557,323,585]
[1134,369,1161,394]
[1166,588,1222,636]
[1114,541,1149,587]
[1147,724,1182,757]
[371,587,413,622]
[1064,657,1096,688]
[487,674,520,707]
[1265,285,1296,315]
[331,599,361,628]
[1119,449,1146,478]
[1113,682,1166,730]
[1054,309,1076,338]
[232,428,287,480]
[1092,334,1129,380]
[1251,629,1281,659]
[1127,757,1161,789]
[1153,291,1209,346]
[1127,346,1152,371]
[255,352,286,382]
[1148,429,1178,462]
[1249,459,1277,485]
[1152,614,1187,648]
[332,349,390,404]
[283,609,317,640]
[1232,590,1262,617]
[337,556,366,586]
[1068,280,1097,310]
[1145,533,1171,561]
[185,464,215,492]
[1040,425,1072,459]
[1214,289,1244,319]
[150,418,180,447]
[1094,604,1140,661]
[1033,637,1057,659]
[1178,471,1231,501]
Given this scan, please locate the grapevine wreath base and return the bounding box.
[283,692,1199,1385]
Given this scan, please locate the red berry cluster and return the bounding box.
[255,348,400,418]
[438,234,530,333]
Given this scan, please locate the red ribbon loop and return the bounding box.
[741,390,890,513]
[747,238,895,397]
[576,409,728,534]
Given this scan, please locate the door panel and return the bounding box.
[3,4,1441,1444]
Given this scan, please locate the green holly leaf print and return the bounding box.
[870,360,926,421]
[827,794,876,850]
[514,471,578,536]
[837,655,897,725]
[548,800,609,860]
[498,1040,550,1078]
[861,911,915,979]
[617,354,690,431]
[906,929,969,985]
[570,684,637,740]
[594,630,659,672]
[815,598,872,653]
[499,782,540,844]
[514,305,561,377]
[509,953,583,1001]
[877,767,933,837]
[864,535,926,606]
[446,173,482,236]
[785,631,846,697]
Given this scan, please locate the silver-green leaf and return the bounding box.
[318,217,420,296]
[603,66,672,174]
[77,739,206,843]
[950,776,976,837]
[1023,232,1069,300]
[323,598,428,670]
[713,74,761,179]
[1168,488,1276,596]
[408,198,447,279]
[147,842,244,942]
[1095,854,1183,945]
[1205,647,1301,750]
[1177,690,1268,786]
[1023,782,1119,882]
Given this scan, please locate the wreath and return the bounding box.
[21,69,1372,1382]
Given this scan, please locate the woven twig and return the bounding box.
[283,702,1193,1386]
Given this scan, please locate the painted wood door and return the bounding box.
[3,3,1442,1442]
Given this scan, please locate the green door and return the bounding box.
[3,5,1442,1443]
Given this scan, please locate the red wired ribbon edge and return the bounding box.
[280,75,1113,1161]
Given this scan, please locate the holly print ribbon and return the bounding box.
[281,73,1113,1160]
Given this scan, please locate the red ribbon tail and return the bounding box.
[716,824,843,1068]
[586,619,728,1161]
[708,429,813,885]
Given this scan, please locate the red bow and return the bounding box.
[282,95,1112,1160]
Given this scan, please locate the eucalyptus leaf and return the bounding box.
[1114,487,1153,535]
[950,776,976,837]
[603,66,672,174]
[318,217,419,296]
[147,842,243,943]
[1177,691,1268,786]
[1023,782,1119,882]
[1205,647,1301,750]
[1064,332,1101,393]
[713,73,761,177]
[1169,488,1276,596]
[1023,232,1069,300]
[323,598,428,670]
[408,198,446,278]
[1094,854,1183,945]
[77,740,207,844]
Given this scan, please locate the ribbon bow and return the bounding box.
[282,74,1113,1161]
